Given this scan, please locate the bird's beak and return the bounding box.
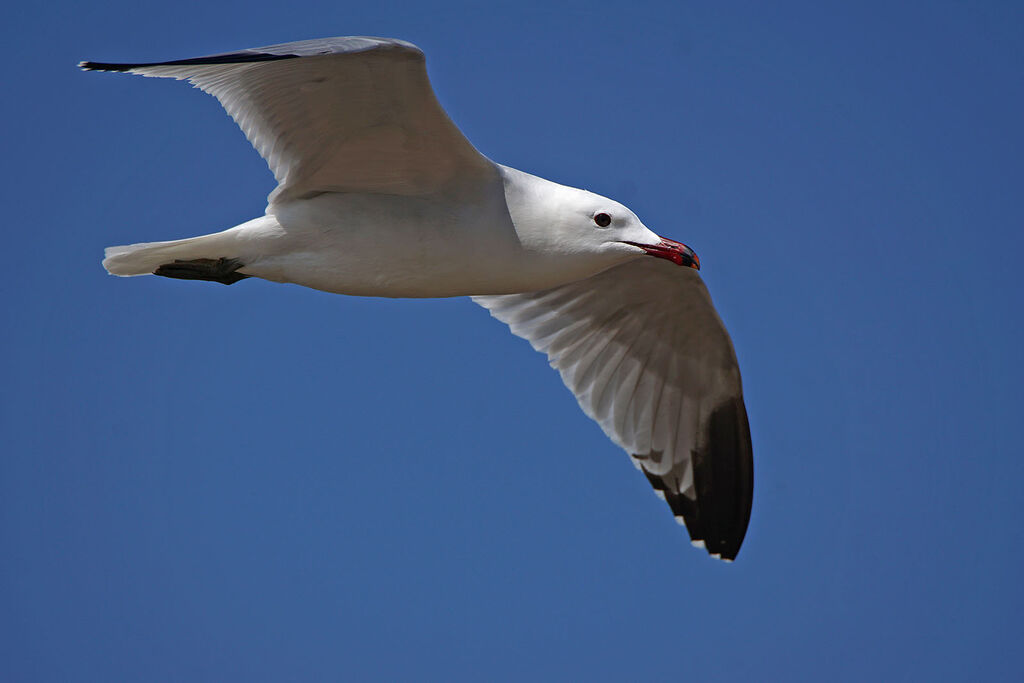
[622,238,700,270]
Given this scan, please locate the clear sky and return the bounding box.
[3,1,1022,680]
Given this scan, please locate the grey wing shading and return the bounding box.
[474,259,753,561]
[80,36,493,202]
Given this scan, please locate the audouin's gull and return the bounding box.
[81,36,753,561]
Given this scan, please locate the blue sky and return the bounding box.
[3,1,1022,680]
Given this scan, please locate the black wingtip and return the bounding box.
[696,397,754,560]
[77,38,423,74]
[79,61,132,72]
[79,52,297,73]
[641,396,754,562]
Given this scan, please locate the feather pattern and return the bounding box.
[80,37,492,203]
[475,258,753,560]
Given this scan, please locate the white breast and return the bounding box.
[251,166,640,298]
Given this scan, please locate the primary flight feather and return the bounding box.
[81,36,753,560]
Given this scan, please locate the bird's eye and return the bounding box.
[594,212,612,227]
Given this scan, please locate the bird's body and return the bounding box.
[107,165,649,298]
[83,36,754,560]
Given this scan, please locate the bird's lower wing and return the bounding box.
[474,259,753,560]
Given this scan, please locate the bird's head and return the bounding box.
[558,189,700,270]
[500,167,700,284]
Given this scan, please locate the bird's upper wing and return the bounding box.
[80,37,493,203]
[474,259,753,560]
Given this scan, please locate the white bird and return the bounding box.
[81,36,753,561]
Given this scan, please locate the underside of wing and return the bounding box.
[475,259,753,560]
[80,37,494,202]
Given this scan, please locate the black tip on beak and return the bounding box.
[622,238,700,270]
[680,243,700,270]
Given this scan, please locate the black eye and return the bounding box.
[594,212,612,227]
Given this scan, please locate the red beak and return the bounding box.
[622,238,700,270]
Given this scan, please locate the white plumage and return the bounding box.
[82,36,753,560]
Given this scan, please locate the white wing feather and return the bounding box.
[81,37,493,203]
[475,258,753,560]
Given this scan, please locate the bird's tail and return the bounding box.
[101,216,280,283]
[102,235,222,277]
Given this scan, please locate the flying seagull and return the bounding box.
[81,37,753,561]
